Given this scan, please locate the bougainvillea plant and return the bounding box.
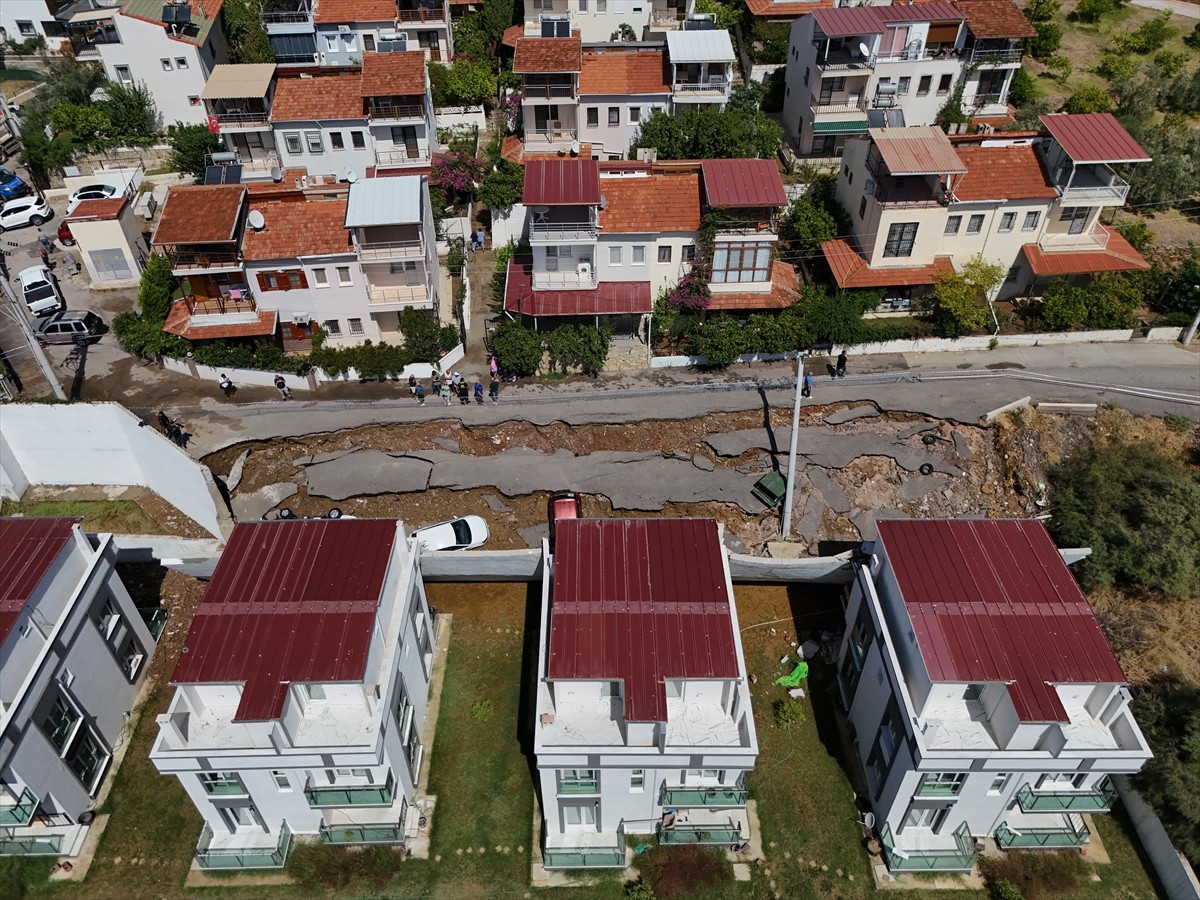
[666,267,712,311]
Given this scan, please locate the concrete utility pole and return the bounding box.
[0,276,68,401]
[779,352,805,540]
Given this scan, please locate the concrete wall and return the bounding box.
[491,203,528,248]
[1146,326,1188,342]
[0,403,230,540]
[434,106,487,133]
[1113,775,1200,900]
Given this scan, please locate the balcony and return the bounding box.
[661,780,748,807]
[1016,781,1115,813]
[366,100,425,121]
[523,83,576,100]
[659,823,744,845]
[812,96,867,116]
[0,788,38,827]
[320,823,406,844]
[880,822,976,872]
[367,284,432,310]
[397,7,446,22]
[818,52,875,72]
[558,776,600,795]
[529,215,597,243]
[995,813,1089,849]
[167,248,243,274]
[195,821,292,869]
[375,147,430,167]
[305,771,395,808]
[0,835,62,855]
[543,846,625,867]
[211,110,270,130]
[201,777,247,796]
[357,238,425,261]
[1039,224,1112,252]
[532,269,597,290]
[674,79,729,94]
[1057,165,1130,204]
[525,127,577,147]
[970,46,1023,65]
[261,0,311,24]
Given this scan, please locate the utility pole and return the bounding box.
[0,276,68,401]
[779,352,805,540]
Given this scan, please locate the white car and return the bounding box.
[410,516,490,551]
[17,265,65,316]
[65,183,120,215]
[0,194,52,231]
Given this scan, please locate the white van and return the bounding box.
[17,265,65,316]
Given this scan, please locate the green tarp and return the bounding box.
[811,120,869,135]
[775,661,809,687]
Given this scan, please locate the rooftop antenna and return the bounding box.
[247,209,266,231]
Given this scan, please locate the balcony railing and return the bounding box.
[818,53,876,71]
[375,147,430,167]
[523,84,575,100]
[0,835,63,855]
[397,7,446,22]
[212,111,270,128]
[543,846,626,867]
[532,270,597,290]
[0,788,38,827]
[812,96,867,115]
[661,784,749,807]
[558,777,600,795]
[167,248,242,271]
[195,821,292,869]
[138,607,168,640]
[320,823,406,844]
[880,822,976,872]
[305,771,395,807]
[367,101,425,121]
[1040,224,1112,252]
[262,9,310,23]
[530,221,597,242]
[357,238,424,260]
[674,79,729,93]
[1016,781,1116,813]
[1059,178,1131,204]
[995,814,1089,849]
[202,778,246,796]
[367,284,432,306]
[970,47,1023,65]
[526,127,577,144]
[658,823,744,845]
[915,779,963,799]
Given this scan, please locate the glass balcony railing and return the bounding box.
[195,821,292,869]
[880,822,976,872]
[0,788,38,827]
[305,770,395,807]
[996,815,1089,849]
[1016,781,1116,813]
[558,778,599,795]
[319,823,405,844]
[658,824,743,845]
[543,847,626,867]
[138,607,167,641]
[661,782,748,807]
[0,835,63,855]
[202,777,246,796]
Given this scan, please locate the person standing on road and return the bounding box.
[415,382,426,405]
[38,246,51,268]
[451,371,462,390]
[36,229,52,255]
[274,374,291,400]
[408,373,417,395]
[802,371,813,398]
[474,378,484,405]
[489,355,498,378]
[489,377,499,404]
[218,374,236,398]
[431,371,441,397]
[457,380,469,405]
[836,349,847,378]
[441,380,452,405]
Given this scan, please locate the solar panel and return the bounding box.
[203,164,243,184]
[162,4,192,23]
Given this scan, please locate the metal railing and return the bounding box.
[195,821,292,869]
[212,111,270,128]
[357,238,425,260]
[812,96,867,114]
[398,7,446,22]
[1016,780,1115,813]
[202,777,246,796]
[375,147,430,166]
[532,270,597,289]
[319,822,406,844]
[995,814,1089,849]
[1039,224,1112,252]
[367,284,432,306]
[167,248,242,270]
[915,778,964,799]
[880,822,976,872]
[0,835,63,855]
[970,47,1023,65]
[305,771,395,807]
[658,823,743,844]
[0,788,38,827]
[674,79,729,93]
[239,152,280,172]
[530,219,597,241]
[1059,178,1131,204]
[526,128,577,144]
[818,54,876,71]
[367,102,425,120]
[523,84,575,100]
[661,783,748,807]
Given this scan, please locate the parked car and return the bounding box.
[57,220,75,246]
[65,183,119,215]
[33,310,108,345]
[547,491,581,550]
[0,194,52,231]
[17,265,65,316]
[409,516,489,552]
[0,167,30,200]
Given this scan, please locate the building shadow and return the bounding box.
[757,386,781,473]
[517,580,542,783]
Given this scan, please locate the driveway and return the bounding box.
[1130,0,1199,16]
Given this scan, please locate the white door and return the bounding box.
[562,802,598,831]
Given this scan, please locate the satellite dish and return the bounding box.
[569,140,581,156]
[858,42,870,58]
[269,165,282,182]
[346,171,358,183]
[599,195,607,210]
[247,209,266,231]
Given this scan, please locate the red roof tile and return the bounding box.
[952,144,1057,201]
[877,2,962,22]
[708,260,800,311]
[270,74,364,121]
[745,0,834,18]
[513,36,582,74]
[500,134,525,164]
[954,0,1037,38]
[66,196,129,221]
[523,158,601,205]
[505,260,652,316]
[1041,113,1151,164]
[360,51,427,97]
[599,174,701,232]
[0,518,79,645]
[315,0,395,22]
[822,238,954,288]
[245,168,309,196]
[876,519,1127,723]
[702,159,787,208]
[579,50,670,95]
[1022,230,1148,277]
[152,185,245,246]
[163,300,279,341]
[548,518,740,723]
[242,199,352,260]
[502,24,524,48]
[171,519,401,721]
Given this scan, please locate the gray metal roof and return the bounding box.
[344,176,423,227]
[666,30,736,64]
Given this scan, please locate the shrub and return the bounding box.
[1063,85,1113,113]
[1028,20,1062,58]
[429,58,496,107]
[979,851,1086,900]
[1132,683,1200,865]
[1186,21,1200,50]
[688,315,749,367]
[774,698,807,729]
[1038,281,1089,330]
[470,699,494,721]
[1115,11,1177,53]
[626,879,657,900]
[110,311,190,360]
[490,319,543,375]
[1072,0,1122,22]
[988,878,1025,900]
[543,324,612,376]
[446,236,466,276]
[136,253,176,323]
[665,268,712,312]
[193,340,289,373]
[1008,67,1038,107]
[927,256,1003,337]
[478,159,524,210]
[167,123,221,183]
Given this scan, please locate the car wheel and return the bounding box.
[30,215,46,226]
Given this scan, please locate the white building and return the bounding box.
[534,518,758,867]
[201,64,280,180]
[150,518,439,868]
[822,116,1152,301]
[0,518,161,858]
[577,46,670,160]
[839,519,1152,872]
[1,1,68,54]
[59,0,229,127]
[517,0,693,43]
[514,34,584,156]
[665,28,734,112]
[781,0,1032,162]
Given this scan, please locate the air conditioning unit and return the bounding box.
[338,24,351,34]
[293,313,311,325]
[548,120,561,131]
[576,262,592,279]
[636,148,657,163]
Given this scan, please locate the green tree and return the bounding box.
[49,103,111,151]
[1028,20,1062,59]
[1038,280,1089,330]
[747,20,791,64]
[688,314,748,367]
[110,311,190,360]
[802,285,880,345]
[1008,67,1038,107]
[490,319,543,375]
[1072,0,1122,22]
[1125,114,1200,210]
[479,0,517,47]
[1116,11,1177,53]
[1045,54,1073,81]
[222,0,275,63]
[927,256,1003,337]
[694,0,742,31]
[101,81,159,146]
[1083,273,1141,328]
[398,307,442,363]
[479,160,523,209]
[167,123,221,182]
[782,175,846,258]
[1131,684,1200,866]
[1064,85,1113,113]
[137,253,176,323]
[429,58,497,107]
[609,24,637,41]
[1156,248,1200,314]
[1185,22,1200,50]
[1096,52,1138,81]
[1048,443,1200,598]
[632,98,780,161]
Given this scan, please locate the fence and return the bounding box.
[434,105,487,132]
[53,145,172,188]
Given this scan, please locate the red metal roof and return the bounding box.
[812,7,885,36]
[871,126,967,176]
[877,2,962,22]
[701,159,787,208]
[548,518,739,723]
[876,519,1127,724]
[1021,230,1148,277]
[1041,113,1151,165]
[505,260,652,316]
[522,158,601,206]
[0,518,79,645]
[171,519,400,722]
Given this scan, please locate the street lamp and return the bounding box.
[779,351,805,540]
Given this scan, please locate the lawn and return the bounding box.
[0,499,166,535]
[0,66,43,98]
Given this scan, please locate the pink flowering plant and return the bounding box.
[666,267,712,311]
[430,152,484,203]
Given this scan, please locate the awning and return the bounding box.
[67,8,117,24]
[812,120,869,135]
[200,64,277,101]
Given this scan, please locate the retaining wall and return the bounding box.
[435,106,487,133]
[1113,775,1200,900]
[1146,325,1188,342]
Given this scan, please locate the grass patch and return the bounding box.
[634,844,732,900]
[0,499,166,535]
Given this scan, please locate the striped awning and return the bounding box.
[812,120,869,135]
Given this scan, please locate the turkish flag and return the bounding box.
[206,115,219,134]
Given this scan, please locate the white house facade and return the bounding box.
[838,518,1152,872]
[534,518,758,867]
[1,518,161,858]
[150,518,439,868]
[518,0,694,43]
[576,47,670,159]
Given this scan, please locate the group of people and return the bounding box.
[411,367,500,406]
[156,410,189,447]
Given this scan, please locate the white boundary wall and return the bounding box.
[0,403,230,540]
[490,203,527,248]
[434,106,487,132]
[1146,326,1188,342]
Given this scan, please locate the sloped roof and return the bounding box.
[315,0,396,22]
[745,0,835,18]
[707,260,800,311]
[822,237,954,288]
[1022,231,1149,277]
[1041,113,1151,164]
[579,50,670,95]
[514,36,583,73]
[345,176,423,226]
[523,158,601,205]
[505,260,652,316]
[701,159,787,208]
[877,2,962,22]
[270,74,364,121]
[201,64,276,100]
[811,6,884,37]
[152,185,245,246]
[954,0,1037,38]
[0,518,79,646]
[871,125,967,176]
[360,51,427,97]
[242,199,351,260]
[163,301,279,340]
[598,174,701,233]
[666,29,736,63]
[952,144,1057,201]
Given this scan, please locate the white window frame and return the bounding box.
[161,59,173,71]
[273,771,291,790]
[312,267,329,287]
[632,245,645,265]
[284,132,303,155]
[609,246,622,266]
[348,317,365,335]
[966,214,984,235]
[176,57,189,69]
[336,266,353,286]
[305,131,323,154]
[631,769,645,792]
[1022,211,1040,232]
[323,319,341,335]
[998,211,1016,233]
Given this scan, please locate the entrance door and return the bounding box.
[391,126,419,158]
[562,802,598,831]
[534,105,559,134]
[1062,207,1090,235]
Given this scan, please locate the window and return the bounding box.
[609,246,622,265]
[1037,773,1089,790]
[42,695,82,753]
[917,75,932,96]
[363,34,375,51]
[631,770,645,792]
[897,76,910,95]
[858,196,867,219]
[324,34,338,51]
[917,772,966,797]
[945,215,962,235]
[273,771,291,790]
[998,212,1016,233]
[189,96,200,106]
[303,684,327,701]
[114,65,133,85]
[828,76,845,92]
[599,681,620,698]
[175,57,188,69]
[630,106,641,123]
[66,732,107,791]
[902,805,948,831]
[658,245,672,263]
[608,107,620,126]
[711,240,771,283]
[937,73,953,95]
[883,222,918,258]
[336,266,352,286]
[161,59,174,71]
[120,636,145,681]
[587,107,599,127]
[94,597,120,641]
[313,267,329,287]
[989,774,1009,795]
[17,21,36,36]
[1060,206,1090,222]
[563,803,597,826]
[597,0,607,10]
[220,805,257,830]
[683,244,697,262]
[348,318,364,335]
[803,67,810,86]
[1022,211,1041,232]
[632,245,645,265]
[560,769,598,791]
[198,772,244,794]
[963,684,984,701]
[305,131,323,154]
[330,132,344,150]
[323,319,341,336]
[580,0,588,9]
[284,132,303,154]
[665,679,682,699]
[1005,265,1020,283]
[966,214,984,235]
[351,131,366,149]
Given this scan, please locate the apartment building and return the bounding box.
[665,28,734,111]
[577,47,670,160]
[781,0,1032,161]
[58,0,229,127]
[838,519,1151,872]
[822,115,1151,300]
[150,518,439,868]
[534,518,758,867]
[258,0,451,67]
[518,0,693,43]
[2,1,69,53]
[514,34,584,155]
[201,64,280,179]
[1,518,160,858]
